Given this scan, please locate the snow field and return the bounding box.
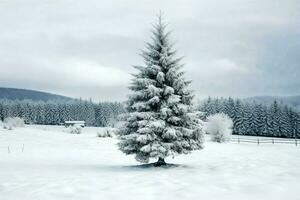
[0,125,300,200]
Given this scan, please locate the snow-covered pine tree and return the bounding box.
[260,104,270,136]
[212,98,222,114]
[94,103,105,127]
[201,97,213,118]
[0,102,3,121]
[291,111,300,138]
[279,105,292,138]
[222,97,235,120]
[269,100,281,137]
[83,100,95,126]
[248,103,262,136]
[243,103,253,135]
[117,15,204,166]
[233,99,244,134]
[36,102,45,125]
[289,108,299,138]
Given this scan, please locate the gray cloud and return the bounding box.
[0,0,299,101]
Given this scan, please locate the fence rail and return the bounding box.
[231,137,298,146]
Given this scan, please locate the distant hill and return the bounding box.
[0,87,73,102]
[245,95,300,110]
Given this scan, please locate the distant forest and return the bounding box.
[0,99,124,127]
[199,97,300,138]
[1,97,300,138]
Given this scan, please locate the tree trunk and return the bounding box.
[154,157,166,166]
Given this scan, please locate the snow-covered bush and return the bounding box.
[205,113,233,143]
[97,128,114,138]
[69,125,82,134]
[3,117,25,130]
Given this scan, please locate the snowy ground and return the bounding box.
[0,125,300,200]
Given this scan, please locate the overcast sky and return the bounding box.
[0,0,299,101]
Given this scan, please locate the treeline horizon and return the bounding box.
[1,97,300,138]
[0,99,124,127]
[199,97,300,138]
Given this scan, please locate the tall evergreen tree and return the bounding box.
[202,97,213,117]
[0,103,3,121]
[254,103,265,136]
[280,105,292,138]
[222,97,235,120]
[260,104,270,136]
[233,99,245,134]
[243,103,253,135]
[117,15,204,165]
[269,100,281,137]
[289,109,300,138]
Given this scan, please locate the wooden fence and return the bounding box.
[231,137,298,146]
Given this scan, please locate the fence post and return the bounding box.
[238,137,240,144]
[8,146,10,154]
[22,144,24,152]
[257,139,259,145]
[272,139,274,144]
[296,139,298,146]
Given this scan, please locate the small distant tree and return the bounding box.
[117,14,204,166]
[206,113,233,143]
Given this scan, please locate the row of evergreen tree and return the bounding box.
[0,99,125,127]
[199,97,300,138]
[2,96,300,138]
